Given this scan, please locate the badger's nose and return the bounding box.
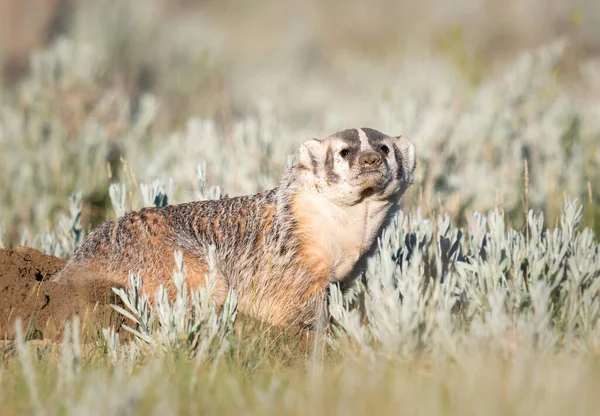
[358,151,381,167]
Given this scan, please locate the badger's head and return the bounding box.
[294,128,416,206]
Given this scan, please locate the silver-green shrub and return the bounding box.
[3,38,598,246]
[378,40,599,222]
[109,247,237,362]
[328,199,600,359]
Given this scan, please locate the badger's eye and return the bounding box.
[340,149,350,158]
[380,145,390,155]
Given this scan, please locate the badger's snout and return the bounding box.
[358,150,382,169]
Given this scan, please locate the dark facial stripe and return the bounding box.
[361,127,388,142]
[335,129,360,143]
[309,152,319,175]
[346,146,360,169]
[393,144,405,180]
[324,145,341,184]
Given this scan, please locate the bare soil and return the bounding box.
[0,246,122,341]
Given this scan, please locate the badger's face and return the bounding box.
[295,128,416,206]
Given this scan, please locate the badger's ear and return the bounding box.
[295,138,324,173]
[392,135,416,182]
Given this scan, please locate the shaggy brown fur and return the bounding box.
[54,128,416,328]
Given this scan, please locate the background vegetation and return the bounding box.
[1,0,600,414]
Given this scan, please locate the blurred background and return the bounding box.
[2,0,599,124]
[0,0,599,246]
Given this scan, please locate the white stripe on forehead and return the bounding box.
[357,129,371,151]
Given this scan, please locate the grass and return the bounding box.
[3,336,600,415]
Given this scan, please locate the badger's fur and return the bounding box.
[54,128,416,328]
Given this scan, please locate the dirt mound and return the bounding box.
[0,247,123,341]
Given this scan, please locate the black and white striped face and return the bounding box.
[295,128,416,205]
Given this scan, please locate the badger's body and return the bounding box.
[55,128,416,328]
